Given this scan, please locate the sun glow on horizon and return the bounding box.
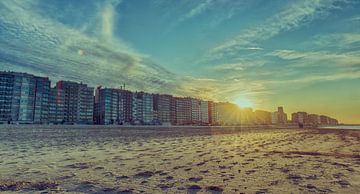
[234,97,253,108]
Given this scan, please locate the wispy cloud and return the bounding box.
[0,0,270,103]
[179,0,214,22]
[0,0,176,93]
[270,49,360,68]
[311,33,360,49]
[101,0,121,40]
[207,0,348,61]
[211,63,246,71]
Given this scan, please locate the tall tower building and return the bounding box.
[54,81,94,124]
[94,87,127,125]
[0,71,50,124]
[132,92,153,124]
[153,94,173,125]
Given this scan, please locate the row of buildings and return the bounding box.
[291,112,338,125]
[0,72,217,125]
[0,71,339,126]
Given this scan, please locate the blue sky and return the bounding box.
[0,0,359,123]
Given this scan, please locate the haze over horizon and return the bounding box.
[0,0,359,124]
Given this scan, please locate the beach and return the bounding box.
[0,125,359,193]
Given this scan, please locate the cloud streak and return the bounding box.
[0,0,178,94]
[207,0,348,61]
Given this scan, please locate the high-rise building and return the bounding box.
[319,115,338,125]
[49,87,65,124]
[33,76,51,123]
[153,94,173,125]
[307,114,320,125]
[319,115,329,125]
[170,96,177,125]
[0,71,50,124]
[190,98,200,125]
[199,100,209,125]
[54,81,94,124]
[254,110,271,124]
[174,97,191,125]
[132,92,153,124]
[328,118,339,125]
[271,107,287,124]
[94,87,126,125]
[291,112,308,124]
[208,101,216,125]
[215,102,241,125]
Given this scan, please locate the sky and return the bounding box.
[0,0,359,124]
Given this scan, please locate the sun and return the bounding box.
[234,97,253,108]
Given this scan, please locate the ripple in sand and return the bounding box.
[287,174,302,184]
[134,171,154,178]
[205,185,224,193]
[336,180,351,188]
[116,175,129,180]
[188,177,203,182]
[158,183,173,190]
[0,180,59,192]
[72,181,98,193]
[66,162,90,169]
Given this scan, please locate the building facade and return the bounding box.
[190,98,201,125]
[94,87,126,125]
[49,87,65,124]
[208,101,216,125]
[291,112,308,124]
[307,114,320,125]
[132,92,153,124]
[254,110,271,124]
[174,97,192,125]
[199,100,209,125]
[153,94,171,125]
[0,72,50,124]
[54,81,94,124]
[271,107,287,124]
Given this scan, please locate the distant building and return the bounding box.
[291,113,338,126]
[241,108,255,124]
[174,97,192,125]
[0,71,50,124]
[132,92,153,125]
[94,87,127,125]
[271,107,287,124]
[54,81,94,124]
[122,90,133,123]
[307,114,320,125]
[190,98,201,125]
[153,94,173,125]
[215,102,241,125]
[254,110,271,124]
[328,117,339,125]
[199,100,209,125]
[319,115,329,125]
[291,112,308,124]
[0,71,341,126]
[208,101,217,125]
[319,115,338,125]
[49,87,65,124]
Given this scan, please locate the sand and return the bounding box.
[0,125,359,193]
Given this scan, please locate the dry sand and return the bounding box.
[0,125,359,193]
